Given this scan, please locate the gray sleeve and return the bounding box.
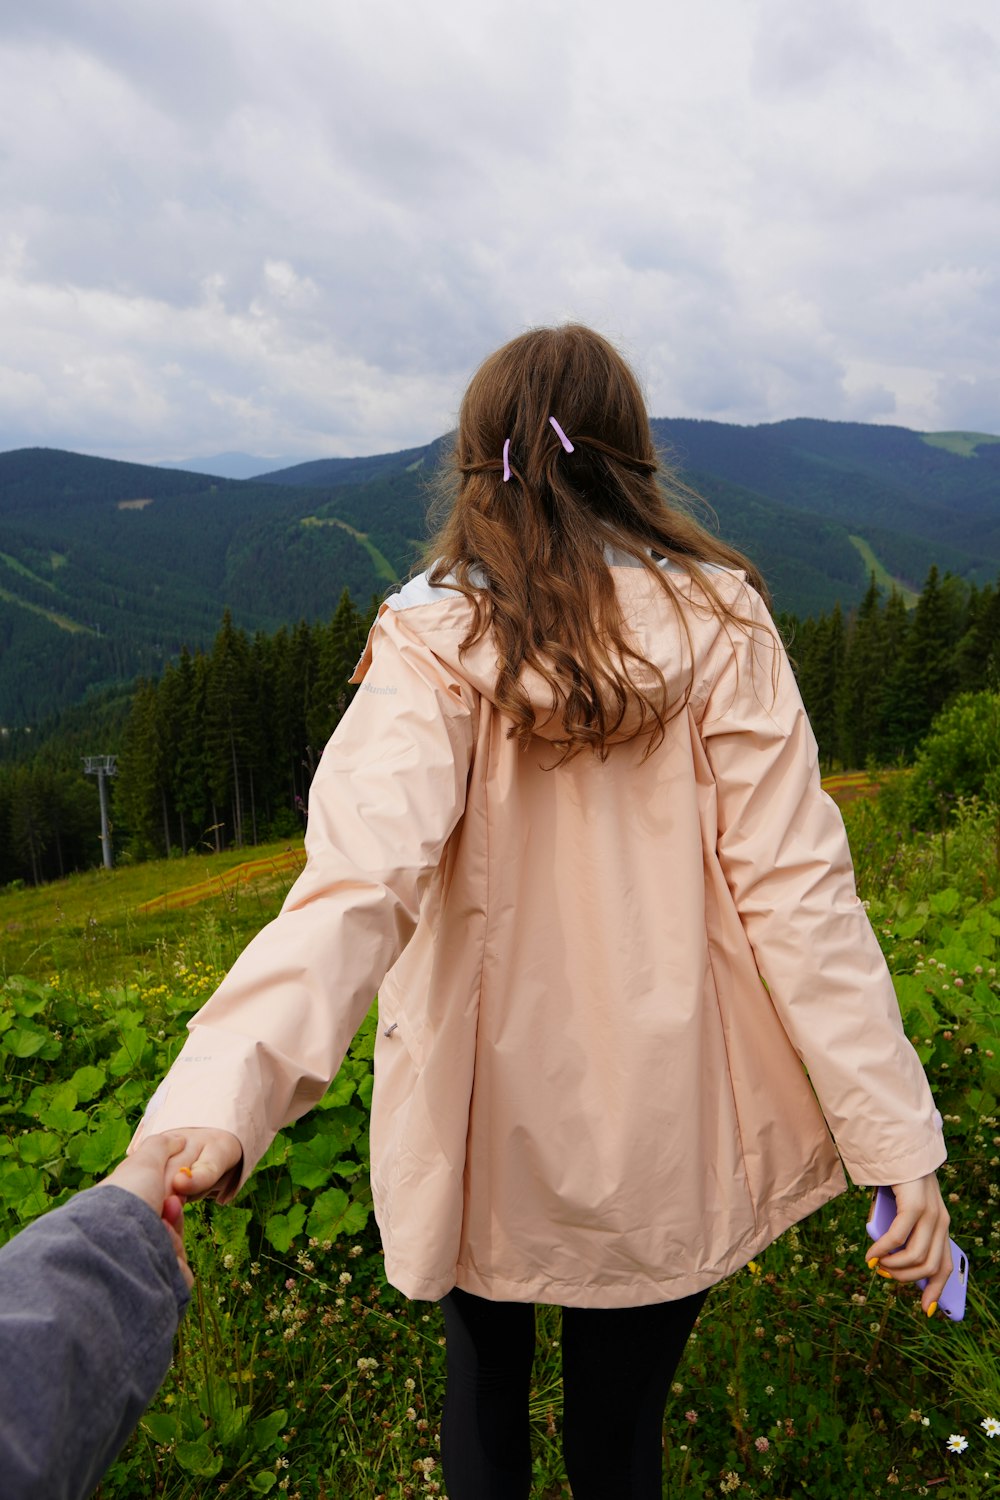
[0,1185,191,1500]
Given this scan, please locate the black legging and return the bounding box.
[439,1284,709,1499]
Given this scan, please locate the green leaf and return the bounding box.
[250,1474,278,1494]
[251,1409,288,1452]
[15,1130,62,1165]
[306,1187,369,1243]
[112,1079,147,1108]
[318,1103,366,1155]
[76,1116,132,1174]
[39,1082,87,1135]
[929,887,961,916]
[894,916,927,940]
[288,1132,342,1190]
[7,980,50,1017]
[316,1072,358,1110]
[257,1135,291,1171]
[108,1027,149,1075]
[0,1163,37,1203]
[70,1065,107,1102]
[263,1202,307,1253]
[206,1384,250,1445]
[175,1438,223,1478]
[331,1157,363,1179]
[141,1412,182,1445]
[3,1023,54,1060]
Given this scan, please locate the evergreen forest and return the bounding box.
[2,564,999,889]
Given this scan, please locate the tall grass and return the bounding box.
[1,799,998,1496]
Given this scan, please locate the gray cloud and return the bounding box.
[0,0,997,463]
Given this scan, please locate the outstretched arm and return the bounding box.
[0,1135,193,1500]
[132,605,477,1198]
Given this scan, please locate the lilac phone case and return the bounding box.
[866,1185,968,1322]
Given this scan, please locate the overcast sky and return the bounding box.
[1,0,997,464]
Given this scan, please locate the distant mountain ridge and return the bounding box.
[1,416,998,727]
[158,451,313,480]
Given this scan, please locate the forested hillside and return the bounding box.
[1,417,997,731]
[264,417,1000,612]
[0,590,372,885]
[3,562,998,889]
[0,450,389,724]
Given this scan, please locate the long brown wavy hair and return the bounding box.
[423,324,769,761]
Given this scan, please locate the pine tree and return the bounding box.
[837,574,885,768]
[797,603,845,768]
[307,589,366,751]
[116,678,167,857]
[204,611,254,849]
[954,578,1000,694]
[7,764,52,885]
[882,567,961,759]
[171,648,213,855]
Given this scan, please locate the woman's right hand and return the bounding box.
[866,1171,953,1316]
[157,1127,244,1202]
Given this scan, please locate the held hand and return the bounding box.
[160,1194,194,1291]
[866,1172,953,1316]
[162,1127,244,1203]
[97,1133,194,1288]
[99,1131,191,1216]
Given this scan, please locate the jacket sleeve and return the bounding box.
[698,584,946,1188]
[0,1187,189,1500]
[131,606,477,1193]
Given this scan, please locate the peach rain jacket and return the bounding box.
[135,556,947,1308]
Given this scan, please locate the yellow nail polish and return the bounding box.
[876,1268,893,1279]
[867,1257,879,1269]
[926,1301,938,1318]
[178,1166,193,1178]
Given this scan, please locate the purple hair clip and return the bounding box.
[549,416,574,452]
[501,419,573,478]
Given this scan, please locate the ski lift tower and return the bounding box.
[83,755,118,870]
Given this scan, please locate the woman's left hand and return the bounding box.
[866,1172,952,1317]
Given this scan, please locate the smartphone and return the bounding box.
[865,1185,968,1322]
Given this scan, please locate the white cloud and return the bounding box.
[0,0,998,461]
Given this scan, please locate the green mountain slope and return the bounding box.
[651,418,1000,583]
[2,413,998,729]
[0,449,389,726]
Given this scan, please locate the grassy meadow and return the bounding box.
[1,785,999,1498]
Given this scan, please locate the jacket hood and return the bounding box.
[356,552,748,748]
